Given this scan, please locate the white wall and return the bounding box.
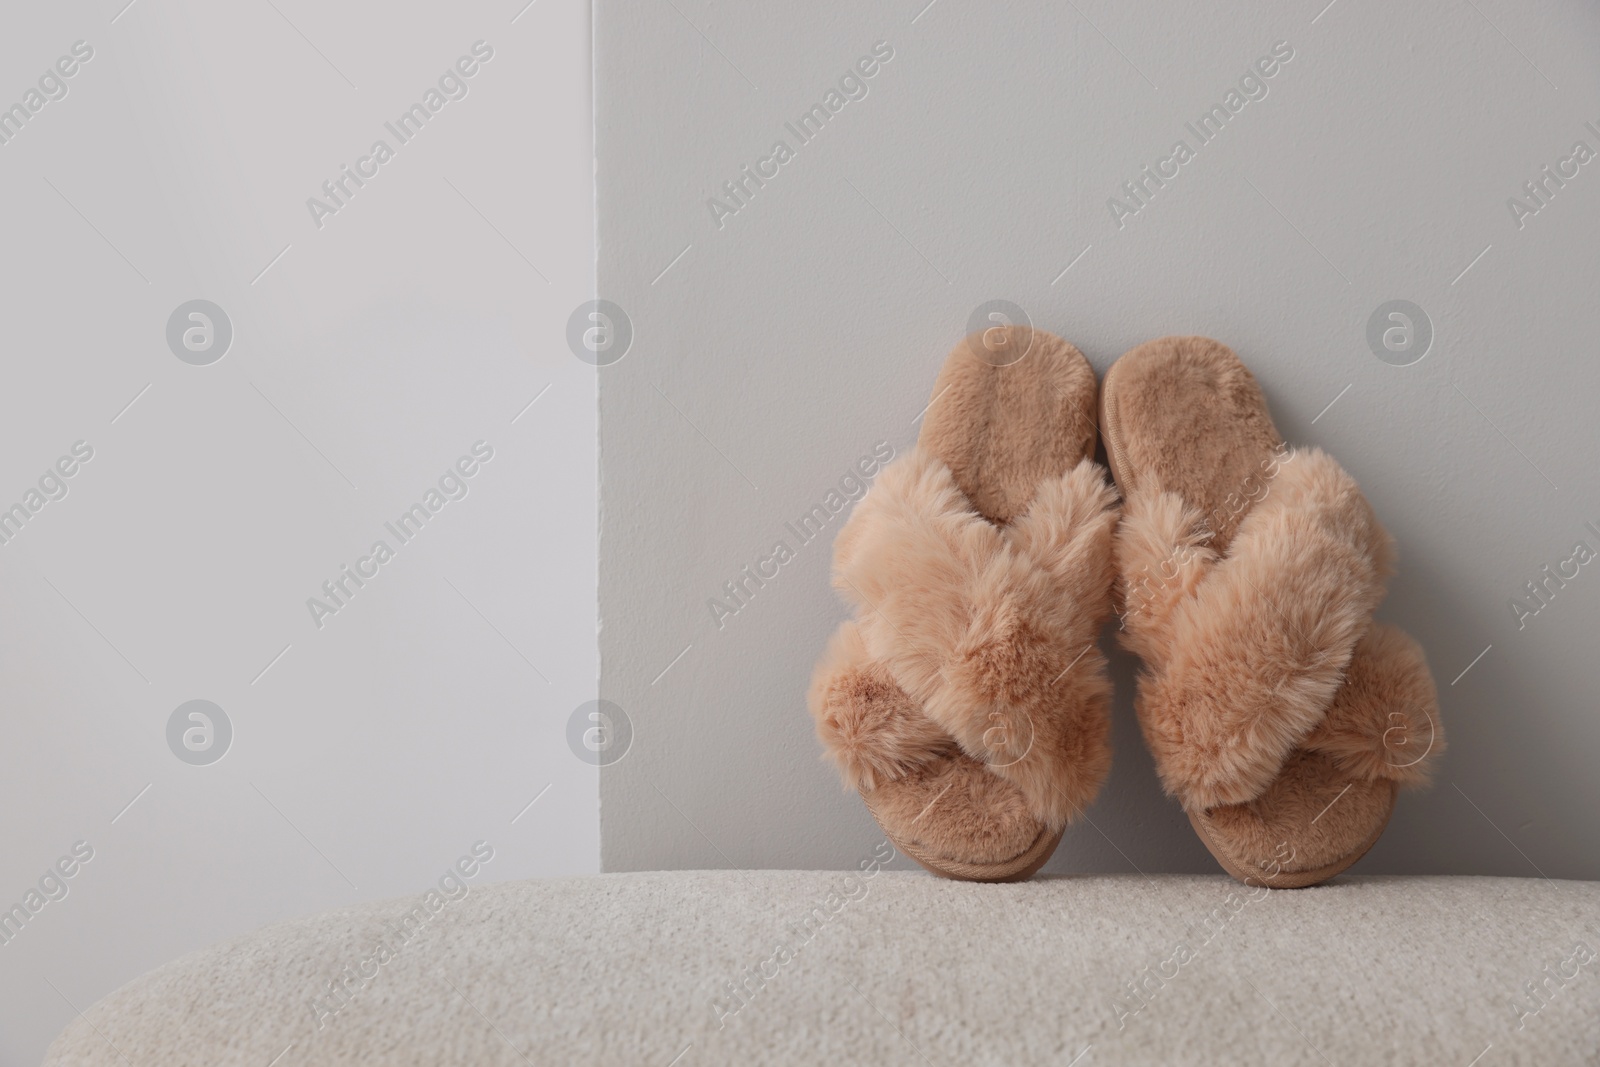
[598,0,1600,881]
[0,2,596,1063]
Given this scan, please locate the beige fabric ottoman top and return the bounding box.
[43,871,1600,1066]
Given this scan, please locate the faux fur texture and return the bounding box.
[865,754,1047,866]
[1105,336,1443,819]
[1197,751,1397,874]
[917,327,1098,524]
[820,448,1118,830]
[808,619,1043,866]
[1100,335,1283,552]
[807,621,955,793]
[1303,622,1445,789]
[808,327,1118,856]
[1116,449,1399,809]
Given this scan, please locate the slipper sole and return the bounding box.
[1187,781,1397,889]
[866,791,1066,882]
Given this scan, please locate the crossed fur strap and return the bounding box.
[1115,447,1443,811]
[808,447,1118,830]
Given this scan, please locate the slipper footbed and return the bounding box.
[865,754,1049,866]
[920,327,1098,523]
[1195,752,1394,876]
[1101,335,1282,553]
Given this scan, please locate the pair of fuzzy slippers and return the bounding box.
[808,329,1442,887]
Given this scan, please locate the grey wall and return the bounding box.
[598,0,1600,880]
[0,2,595,1063]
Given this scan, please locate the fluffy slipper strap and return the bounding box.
[816,447,1117,829]
[1116,447,1438,809]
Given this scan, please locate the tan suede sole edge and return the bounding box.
[1187,781,1398,889]
[1097,357,1136,500]
[1099,341,1396,890]
[864,792,1065,883]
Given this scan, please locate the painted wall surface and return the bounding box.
[0,2,595,1062]
[598,1,1600,880]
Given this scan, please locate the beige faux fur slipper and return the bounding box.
[807,327,1119,882]
[1100,336,1443,888]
